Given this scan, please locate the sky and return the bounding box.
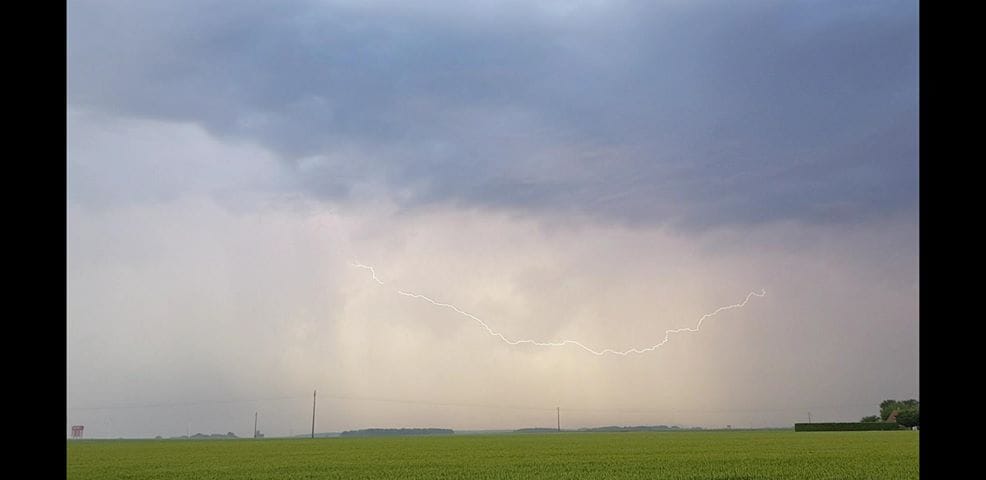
[67,0,918,438]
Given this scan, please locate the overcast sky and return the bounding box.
[67,0,918,438]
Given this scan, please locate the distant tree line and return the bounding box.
[165,432,239,439]
[577,425,700,432]
[340,428,454,437]
[514,425,703,434]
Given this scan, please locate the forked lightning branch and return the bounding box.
[352,261,765,356]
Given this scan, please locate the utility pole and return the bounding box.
[808,412,812,424]
[254,412,258,439]
[311,389,317,439]
[557,407,560,432]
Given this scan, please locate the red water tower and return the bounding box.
[72,425,84,439]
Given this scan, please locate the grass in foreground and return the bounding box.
[67,430,918,480]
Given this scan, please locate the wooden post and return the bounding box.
[311,390,317,439]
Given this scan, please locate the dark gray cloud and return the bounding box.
[68,0,917,228]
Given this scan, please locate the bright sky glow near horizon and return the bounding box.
[67,0,917,438]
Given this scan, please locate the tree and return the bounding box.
[896,408,919,429]
[880,399,919,421]
[860,415,880,423]
[880,400,898,421]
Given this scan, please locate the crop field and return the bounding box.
[67,430,918,479]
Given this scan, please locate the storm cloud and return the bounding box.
[67,0,918,437]
[69,0,917,227]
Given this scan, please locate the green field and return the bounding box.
[67,430,918,479]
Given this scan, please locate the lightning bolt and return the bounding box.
[353,261,385,285]
[351,261,765,356]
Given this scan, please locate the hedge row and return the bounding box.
[794,422,902,432]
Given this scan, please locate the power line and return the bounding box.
[67,395,311,411]
[319,394,556,411]
[563,403,878,415]
[67,395,879,415]
[68,394,556,412]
